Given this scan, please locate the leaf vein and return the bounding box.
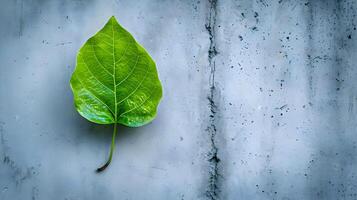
[119,91,154,117]
[115,55,140,87]
[75,74,115,115]
[91,44,113,55]
[98,32,112,39]
[80,55,115,93]
[116,61,150,105]
[90,42,114,77]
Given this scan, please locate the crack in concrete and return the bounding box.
[205,0,221,199]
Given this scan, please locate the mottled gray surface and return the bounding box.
[0,0,356,199]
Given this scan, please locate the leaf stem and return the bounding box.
[96,123,118,172]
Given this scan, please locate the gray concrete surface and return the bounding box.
[0,0,356,199]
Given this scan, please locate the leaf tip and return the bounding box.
[110,16,118,22]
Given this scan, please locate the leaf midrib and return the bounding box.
[112,19,118,122]
[94,19,154,122]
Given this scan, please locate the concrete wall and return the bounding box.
[0,0,356,199]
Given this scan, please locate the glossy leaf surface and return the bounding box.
[70,16,162,127]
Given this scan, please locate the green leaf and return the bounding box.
[70,16,163,172]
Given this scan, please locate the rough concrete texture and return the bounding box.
[0,0,356,199]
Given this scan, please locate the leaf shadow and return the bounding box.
[84,121,143,144]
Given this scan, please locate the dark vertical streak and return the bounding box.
[0,122,9,164]
[305,0,315,102]
[0,122,36,186]
[329,1,357,198]
[305,1,357,198]
[19,0,24,38]
[205,0,220,199]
